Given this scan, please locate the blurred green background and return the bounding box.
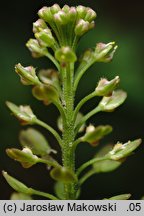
[0,0,144,199]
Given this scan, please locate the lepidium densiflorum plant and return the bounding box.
[3,4,142,200]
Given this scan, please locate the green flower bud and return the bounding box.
[50,4,61,14]
[85,8,97,22]
[99,90,127,112]
[95,76,120,96]
[33,19,47,34]
[26,39,48,58]
[6,147,39,168]
[19,128,52,156]
[6,101,37,125]
[108,139,142,160]
[82,125,112,146]
[75,19,92,36]
[38,7,53,23]
[55,47,77,63]
[68,7,77,21]
[32,84,59,105]
[50,167,77,183]
[94,42,117,63]
[2,171,32,194]
[54,11,68,25]
[35,29,55,48]
[15,63,40,85]
[76,5,87,19]
[93,145,123,173]
[80,49,94,63]
[62,5,70,13]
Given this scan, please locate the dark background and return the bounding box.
[0,0,144,199]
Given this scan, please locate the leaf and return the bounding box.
[93,145,123,173]
[99,90,127,112]
[82,125,112,146]
[104,194,131,200]
[108,139,142,160]
[10,192,32,200]
[2,171,32,194]
[19,128,52,156]
[50,167,77,183]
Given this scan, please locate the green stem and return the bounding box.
[38,158,61,169]
[79,169,96,186]
[31,189,58,200]
[54,100,66,123]
[35,119,62,147]
[61,63,77,199]
[73,91,97,123]
[75,106,101,135]
[45,53,60,71]
[76,156,109,177]
[74,58,95,92]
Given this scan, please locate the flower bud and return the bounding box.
[76,5,87,19]
[6,101,37,125]
[38,7,53,23]
[50,167,77,183]
[85,8,97,22]
[62,5,70,13]
[32,84,59,105]
[82,125,112,146]
[6,147,39,168]
[33,19,47,34]
[94,42,117,63]
[54,11,68,25]
[15,63,40,85]
[75,19,90,36]
[26,39,48,58]
[68,7,77,21]
[35,29,55,48]
[99,90,127,112]
[55,47,77,63]
[95,76,120,96]
[19,128,52,156]
[108,139,142,160]
[80,49,94,63]
[50,4,61,14]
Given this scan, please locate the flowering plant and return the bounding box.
[3,4,141,200]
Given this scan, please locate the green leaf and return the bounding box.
[6,148,39,168]
[54,182,65,200]
[19,128,52,156]
[104,194,131,200]
[108,139,142,160]
[99,90,127,112]
[6,101,37,125]
[32,84,59,105]
[50,167,77,183]
[93,145,123,173]
[2,171,32,194]
[10,192,32,200]
[82,125,112,146]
